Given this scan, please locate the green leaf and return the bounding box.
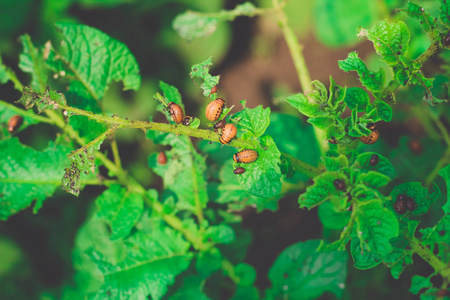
[265,240,347,299]
[173,2,257,40]
[389,182,441,216]
[299,171,347,209]
[216,160,277,212]
[0,138,69,220]
[354,199,399,256]
[327,76,346,110]
[376,101,393,122]
[148,132,208,212]
[234,263,256,287]
[205,224,235,244]
[440,0,450,27]
[358,20,410,65]
[307,116,334,130]
[0,54,22,91]
[353,152,395,179]
[170,275,211,300]
[318,201,351,230]
[266,113,320,182]
[326,118,346,140]
[420,215,450,264]
[235,136,282,198]
[231,286,259,300]
[62,126,117,196]
[350,236,381,270]
[401,2,439,37]
[285,93,328,117]
[95,185,144,240]
[233,100,271,138]
[338,51,385,92]
[357,171,390,189]
[189,58,220,97]
[19,35,48,92]
[344,87,369,111]
[85,223,192,299]
[307,80,328,104]
[409,275,432,295]
[324,154,348,171]
[160,81,183,108]
[313,0,380,47]
[50,23,140,100]
[196,249,223,277]
[439,164,450,214]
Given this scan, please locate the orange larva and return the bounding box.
[157,152,167,165]
[359,129,379,145]
[7,115,23,133]
[233,149,258,164]
[205,98,225,121]
[168,102,184,124]
[359,124,379,145]
[211,85,218,94]
[220,123,237,144]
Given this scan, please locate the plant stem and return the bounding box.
[57,102,320,178]
[222,259,240,284]
[110,138,122,169]
[409,236,450,281]
[271,0,329,157]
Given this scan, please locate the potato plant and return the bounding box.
[0,0,450,299]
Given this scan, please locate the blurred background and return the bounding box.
[0,0,448,299]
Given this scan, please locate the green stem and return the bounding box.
[409,236,450,281]
[222,259,240,284]
[57,102,320,178]
[271,0,328,157]
[0,100,53,124]
[110,138,122,169]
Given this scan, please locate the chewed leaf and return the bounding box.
[233,100,271,138]
[401,2,439,38]
[48,23,140,100]
[441,0,450,27]
[0,138,70,220]
[62,126,118,196]
[173,2,257,40]
[18,86,66,113]
[266,240,348,299]
[190,58,220,97]
[358,20,410,65]
[235,136,282,198]
[338,52,385,93]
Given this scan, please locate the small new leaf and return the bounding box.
[401,2,439,38]
[285,93,328,117]
[338,52,385,92]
